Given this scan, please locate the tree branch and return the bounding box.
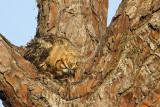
[0,0,160,106]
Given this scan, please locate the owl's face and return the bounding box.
[55,53,77,77]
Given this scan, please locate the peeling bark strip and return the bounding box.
[0,0,160,107]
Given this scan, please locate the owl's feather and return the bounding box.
[24,36,79,79]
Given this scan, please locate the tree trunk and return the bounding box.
[0,0,160,107]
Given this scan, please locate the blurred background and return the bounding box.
[0,0,122,106]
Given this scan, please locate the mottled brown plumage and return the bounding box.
[24,36,79,79]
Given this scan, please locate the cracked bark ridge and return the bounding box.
[106,0,160,106]
[0,0,160,107]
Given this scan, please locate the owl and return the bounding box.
[24,36,79,79]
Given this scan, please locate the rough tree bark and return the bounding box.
[0,0,160,107]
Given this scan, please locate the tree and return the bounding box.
[0,0,160,106]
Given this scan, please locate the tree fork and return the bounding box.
[0,0,160,107]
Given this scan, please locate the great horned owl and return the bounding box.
[24,36,79,79]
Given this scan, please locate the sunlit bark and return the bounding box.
[0,0,160,106]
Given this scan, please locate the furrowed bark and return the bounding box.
[0,0,160,107]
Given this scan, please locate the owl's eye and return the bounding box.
[62,69,68,73]
[56,60,65,70]
[63,60,69,69]
[60,63,66,69]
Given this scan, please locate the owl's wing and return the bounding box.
[24,37,53,69]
